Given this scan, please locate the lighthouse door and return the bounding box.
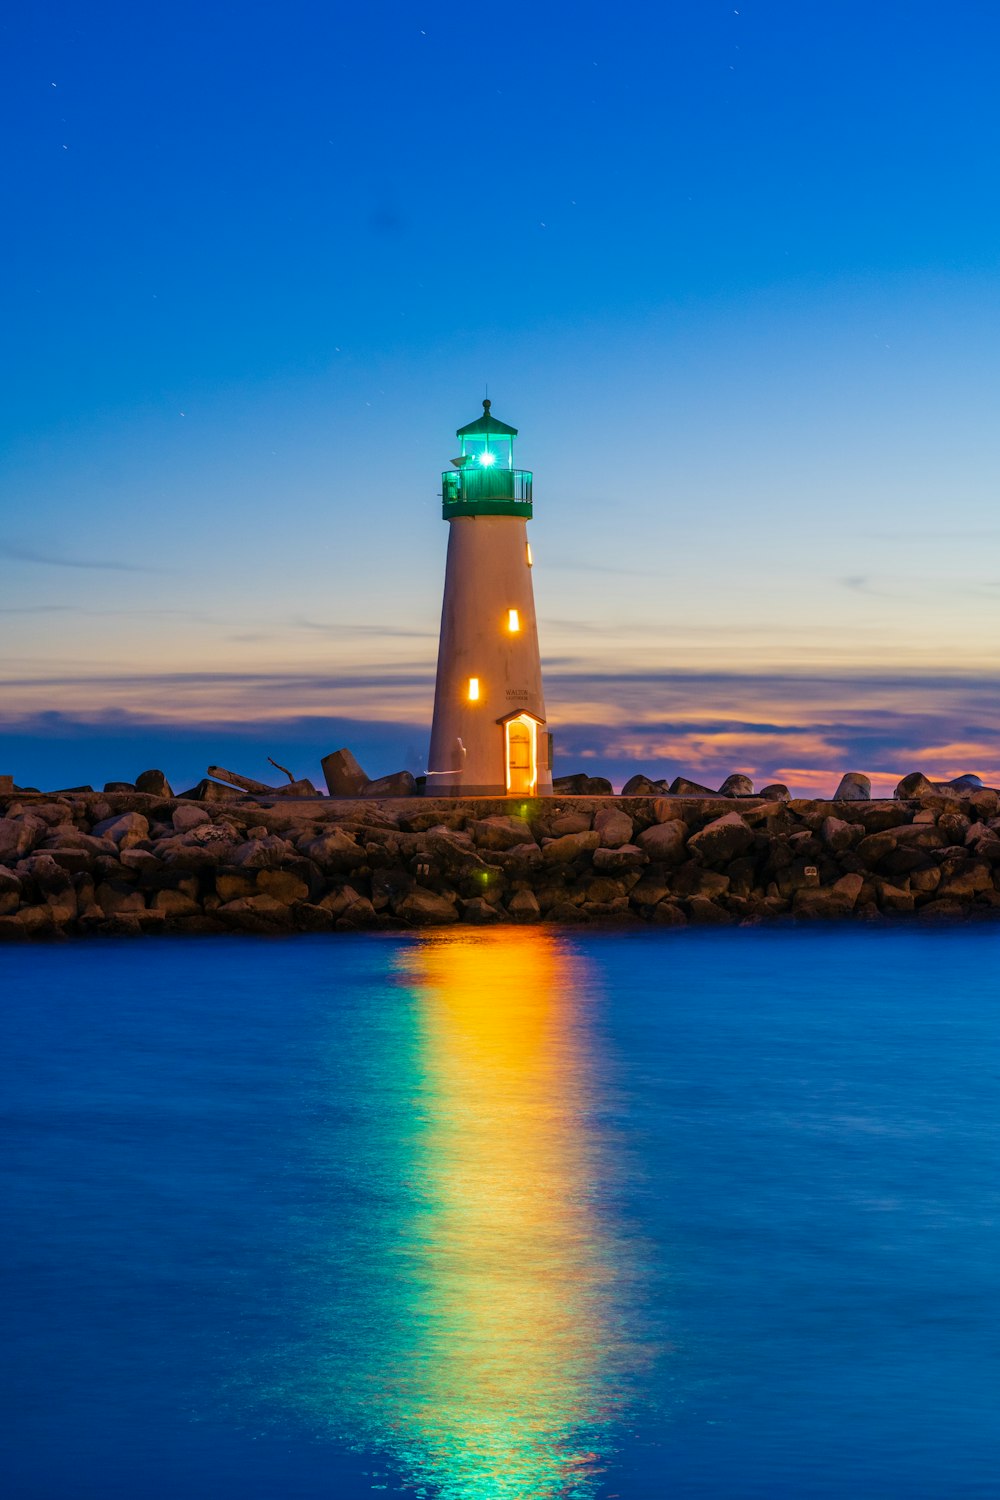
[505,716,535,795]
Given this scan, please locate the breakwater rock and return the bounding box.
[2,785,1000,939]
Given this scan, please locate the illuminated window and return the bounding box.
[507,608,520,632]
[467,677,480,701]
[526,543,533,567]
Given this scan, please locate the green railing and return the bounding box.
[441,467,533,519]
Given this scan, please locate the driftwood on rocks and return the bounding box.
[267,757,296,783]
[207,766,275,794]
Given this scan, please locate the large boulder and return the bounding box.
[651,901,687,926]
[873,879,915,913]
[497,842,543,873]
[594,808,634,848]
[821,816,857,853]
[18,853,73,894]
[629,874,671,907]
[26,802,74,828]
[177,779,244,802]
[621,774,662,796]
[548,810,593,836]
[395,887,459,925]
[0,868,21,915]
[669,862,730,899]
[757,783,791,802]
[542,830,601,865]
[895,772,940,800]
[297,827,366,871]
[425,828,490,872]
[172,805,211,832]
[151,890,202,918]
[592,844,647,872]
[257,868,311,903]
[669,777,716,796]
[687,812,753,864]
[717,774,754,797]
[458,896,501,923]
[95,882,147,918]
[507,888,541,921]
[231,835,297,869]
[946,774,984,792]
[362,771,416,799]
[135,769,173,798]
[0,817,43,863]
[937,861,992,899]
[686,896,734,925]
[216,894,294,931]
[833,772,871,801]
[91,812,149,850]
[473,815,534,851]
[636,820,687,864]
[552,772,589,795]
[917,898,967,923]
[552,773,612,795]
[793,872,864,917]
[321,748,370,797]
[854,830,898,868]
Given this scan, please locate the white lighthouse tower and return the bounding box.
[428,400,552,798]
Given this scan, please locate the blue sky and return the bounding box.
[3,1,1000,792]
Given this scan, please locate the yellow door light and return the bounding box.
[467,677,480,702]
[507,608,520,632]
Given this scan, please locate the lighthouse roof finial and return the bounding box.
[456,398,518,438]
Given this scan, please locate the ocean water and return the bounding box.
[2,926,999,1500]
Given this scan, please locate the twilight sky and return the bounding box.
[3,0,1000,793]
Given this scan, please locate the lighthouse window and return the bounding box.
[507,609,520,632]
[526,543,533,567]
[467,677,480,702]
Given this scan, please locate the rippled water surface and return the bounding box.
[3,927,1000,1498]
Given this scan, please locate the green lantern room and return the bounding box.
[441,399,533,519]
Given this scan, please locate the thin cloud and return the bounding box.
[544,559,656,576]
[292,617,435,638]
[0,604,210,619]
[0,542,158,573]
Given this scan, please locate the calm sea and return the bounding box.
[2,927,999,1499]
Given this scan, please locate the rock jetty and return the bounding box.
[2,776,1000,938]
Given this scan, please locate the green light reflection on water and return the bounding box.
[284,929,652,1500]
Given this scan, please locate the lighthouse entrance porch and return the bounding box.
[504,714,537,795]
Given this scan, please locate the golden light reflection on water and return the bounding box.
[369,927,647,1500]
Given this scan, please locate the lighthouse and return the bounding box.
[428,400,553,797]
